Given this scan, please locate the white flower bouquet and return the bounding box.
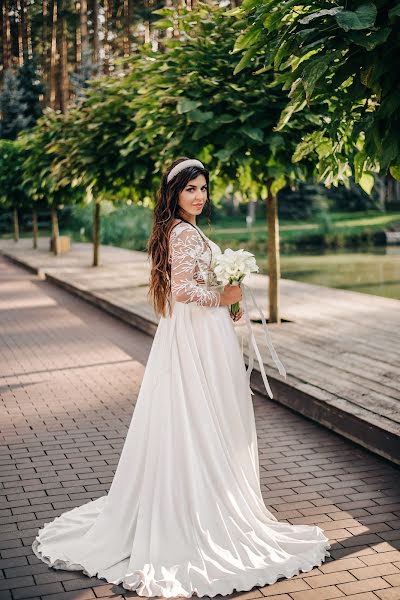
[212,248,259,316]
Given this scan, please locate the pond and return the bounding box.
[255,245,400,300]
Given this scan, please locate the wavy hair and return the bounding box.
[147,157,211,318]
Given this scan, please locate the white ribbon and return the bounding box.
[238,282,287,399]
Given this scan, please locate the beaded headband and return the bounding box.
[166,159,205,183]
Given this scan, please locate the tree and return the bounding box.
[1,0,203,115]
[42,72,148,266]
[119,5,321,322]
[16,58,44,125]
[0,138,31,243]
[232,0,400,186]
[21,109,85,254]
[0,68,30,139]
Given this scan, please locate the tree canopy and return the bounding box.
[232,0,400,185]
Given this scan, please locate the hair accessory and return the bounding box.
[167,159,205,183]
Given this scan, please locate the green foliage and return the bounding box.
[0,139,29,211]
[234,0,400,181]
[14,2,361,216]
[0,69,30,140]
[20,109,85,208]
[118,3,323,199]
[16,58,44,127]
[0,60,43,140]
[39,69,157,204]
[65,202,153,251]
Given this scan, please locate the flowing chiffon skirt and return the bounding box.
[32,300,331,597]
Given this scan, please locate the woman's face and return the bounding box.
[177,174,208,217]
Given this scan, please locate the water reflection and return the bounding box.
[256,246,400,300]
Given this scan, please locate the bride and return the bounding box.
[32,157,331,597]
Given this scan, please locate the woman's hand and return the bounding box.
[220,283,242,306]
[230,306,244,322]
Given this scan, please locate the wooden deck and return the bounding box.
[240,274,400,466]
[1,237,399,465]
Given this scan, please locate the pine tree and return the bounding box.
[0,68,30,140]
[17,58,44,127]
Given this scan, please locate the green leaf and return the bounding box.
[359,173,374,194]
[177,98,202,114]
[233,27,262,52]
[301,56,333,99]
[389,165,400,181]
[187,109,214,123]
[238,110,255,123]
[380,137,399,171]
[348,27,391,50]
[213,114,237,124]
[233,47,255,75]
[238,125,264,142]
[275,98,307,131]
[316,141,332,159]
[388,4,400,18]
[214,148,235,160]
[335,2,377,31]
[226,138,243,152]
[270,175,286,196]
[154,19,174,30]
[354,151,367,183]
[299,8,343,25]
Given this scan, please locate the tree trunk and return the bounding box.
[92,0,99,72]
[59,0,68,113]
[26,0,32,59]
[51,204,60,255]
[32,208,39,248]
[144,0,150,44]
[16,0,24,66]
[49,0,58,108]
[92,200,101,267]
[247,200,256,225]
[266,179,280,324]
[2,0,12,70]
[103,0,110,74]
[75,0,81,69]
[41,0,48,103]
[20,0,28,62]
[232,191,240,215]
[123,0,131,68]
[80,0,89,72]
[387,173,400,208]
[13,208,19,242]
[377,175,387,211]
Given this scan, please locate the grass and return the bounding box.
[194,210,400,253]
[2,209,400,251]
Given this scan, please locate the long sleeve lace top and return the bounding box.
[168,222,221,308]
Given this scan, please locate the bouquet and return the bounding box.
[212,248,259,316]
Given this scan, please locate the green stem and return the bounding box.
[230,301,240,315]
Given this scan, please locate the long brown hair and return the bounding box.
[147,157,212,318]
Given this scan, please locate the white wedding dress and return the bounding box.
[32,220,331,597]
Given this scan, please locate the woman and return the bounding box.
[32,157,331,597]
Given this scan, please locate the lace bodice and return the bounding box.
[168,221,222,307]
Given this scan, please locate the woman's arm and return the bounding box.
[169,225,221,307]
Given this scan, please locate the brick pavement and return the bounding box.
[0,256,400,600]
[1,237,399,466]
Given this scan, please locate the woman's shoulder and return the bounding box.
[170,220,197,238]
